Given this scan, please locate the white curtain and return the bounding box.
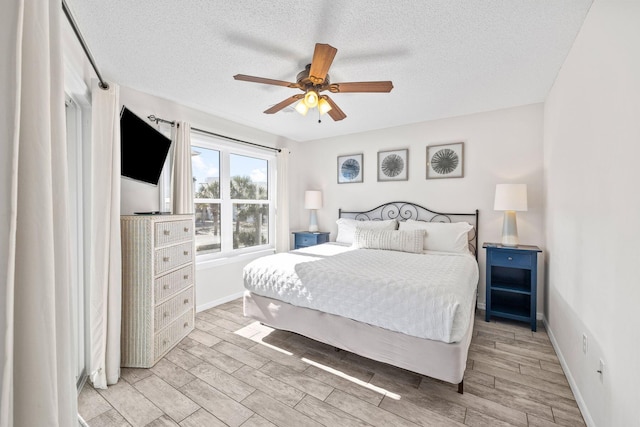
[171,121,194,214]
[89,81,122,389]
[276,149,291,252]
[0,1,77,426]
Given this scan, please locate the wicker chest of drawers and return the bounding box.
[120,214,195,368]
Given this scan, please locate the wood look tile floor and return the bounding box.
[79,299,586,427]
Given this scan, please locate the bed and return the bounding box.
[243,201,479,393]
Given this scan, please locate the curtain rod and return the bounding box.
[62,0,109,90]
[147,115,282,153]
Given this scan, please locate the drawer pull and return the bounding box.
[163,284,169,290]
[163,339,168,345]
[163,312,169,318]
[163,256,170,262]
[507,257,513,261]
[183,274,189,280]
[183,251,189,256]
[183,322,189,328]
[184,299,190,304]
[163,230,170,236]
[184,227,189,232]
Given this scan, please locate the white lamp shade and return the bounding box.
[295,101,309,116]
[494,184,528,211]
[304,190,322,209]
[304,90,319,108]
[317,98,332,115]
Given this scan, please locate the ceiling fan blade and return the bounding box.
[234,74,299,88]
[308,43,338,85]
[263,95,303,114]
[322,96,346,121]
[329,81,394,93]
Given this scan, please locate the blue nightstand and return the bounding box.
[483,243,542,331]
[292,231,330,249]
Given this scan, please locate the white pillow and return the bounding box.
[398,220,473,253]
[335,218,398,244]
[353,229,425,254]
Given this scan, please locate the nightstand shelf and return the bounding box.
[490,291,531,320]
[483,243,541,331]
[292,231,330,249]
[490,282,531,294]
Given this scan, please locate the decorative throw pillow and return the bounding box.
[398,220,473,253]
[352,228,425,254]
[335,218,398,244]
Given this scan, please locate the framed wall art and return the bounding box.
[377,148,408,182]
[337,153,363,184]
[426,142,464,179]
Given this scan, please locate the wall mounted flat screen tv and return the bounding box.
[120,106,172,185]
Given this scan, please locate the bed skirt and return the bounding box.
[243,290,476,385]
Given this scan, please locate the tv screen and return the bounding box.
[120,106,172,185]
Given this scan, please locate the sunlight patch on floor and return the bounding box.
[235,322,401,400]
[233,322,294,356]
[302,357,401,400]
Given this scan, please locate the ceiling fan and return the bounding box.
[233,43,394,121]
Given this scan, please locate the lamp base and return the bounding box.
[501,210,519,247]
[308,210,319,232]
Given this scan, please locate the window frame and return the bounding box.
[191,130,276,263]
[63,71,92,392]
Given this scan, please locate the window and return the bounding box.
[192,132,275,258]
[65,94,88,389]
[193,146,221,254]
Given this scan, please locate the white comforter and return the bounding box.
[243,243,479,343]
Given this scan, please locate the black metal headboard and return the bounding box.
[338,201,479,259]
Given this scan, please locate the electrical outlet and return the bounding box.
[582,334,588,354]
[598,359,605,382]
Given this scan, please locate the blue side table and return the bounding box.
[292,231,330,249]
[483,243,542,331]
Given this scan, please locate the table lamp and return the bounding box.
[494,184,527,246]
[304,190,322,232]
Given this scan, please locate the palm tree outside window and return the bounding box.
[191,133,275,258]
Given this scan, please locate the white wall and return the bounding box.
[61,16,95,94]
[118,86,290,214]
[116,87,296,308]
[543,1,640,426]
[289,104,545,313]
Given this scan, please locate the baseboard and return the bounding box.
[542,316,595,427]
[476,302,544,320]
[196,291,244,313]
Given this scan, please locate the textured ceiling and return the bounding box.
[65,0,593,142]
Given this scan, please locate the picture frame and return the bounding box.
[337,153,363,184]
[377,148,408,182]
[426,142,464,179]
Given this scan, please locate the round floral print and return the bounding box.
[431,148,459,175]
[381,154,404,177]
[341,158,361,180]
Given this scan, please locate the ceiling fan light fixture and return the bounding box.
[233,43,392,122]
[295,100,310,116]
[304,90,319,108]
[318,98,332,115]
